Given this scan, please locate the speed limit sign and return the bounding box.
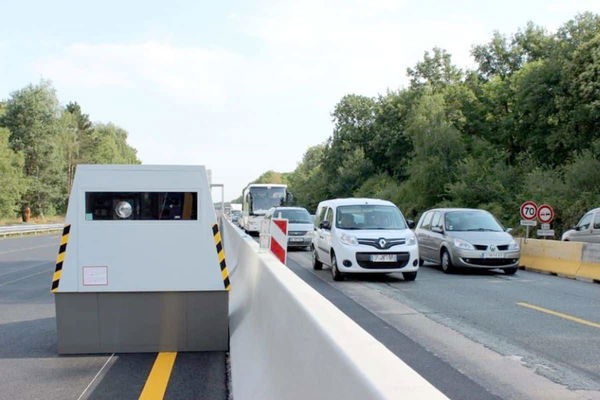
[537,204,555,224]
[520,201,538,221]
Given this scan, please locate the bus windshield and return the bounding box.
[250,187,286,214]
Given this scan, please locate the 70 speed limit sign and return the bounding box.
[520,201,538,221]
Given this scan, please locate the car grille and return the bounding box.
[473,244,510,251]
[289,231,308,236]
[356,252,410,269]
[462,258,518,266]
[357,238,406,250]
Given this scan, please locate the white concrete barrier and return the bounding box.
[221,219,448,400]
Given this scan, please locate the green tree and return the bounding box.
[398,93,466,216]
[287,144,329,211]
[0,127,26,217]
[85,123,140,164]
[407,47,462,90]
[0,81,65,216]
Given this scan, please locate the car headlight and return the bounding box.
[508,240,520,250]
[406,236,417,246]
[453,238,474,250]
[115,201,132,219]
[340,233,358,246]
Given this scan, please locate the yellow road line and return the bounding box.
[517,302,600,330]
[139,352,177,400]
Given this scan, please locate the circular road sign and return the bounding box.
[537,204,555,224]
[520,201,538,221]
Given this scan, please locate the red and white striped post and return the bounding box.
[269,218,288,264]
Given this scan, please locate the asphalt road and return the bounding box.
[286,248,600,400]
[0,234,227,400]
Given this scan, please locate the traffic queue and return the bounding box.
[230,195,550,282]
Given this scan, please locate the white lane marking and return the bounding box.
[0,243,56,256]
[0,269,49,287]
[0,261,51,279]
[76,354,116,400]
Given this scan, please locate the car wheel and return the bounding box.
[503,267,518,275]
[441,250,455,274]
[331,254,344,281]
[312,245,323,270]
[403,271,417,281]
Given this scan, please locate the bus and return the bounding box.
[240,183,291,233]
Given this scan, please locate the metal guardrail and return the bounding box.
[0,223,64,238]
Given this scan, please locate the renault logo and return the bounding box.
[378,238,387,248]
[490,244,496,251]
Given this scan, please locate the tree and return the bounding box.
[85,123,140,164]
[399,93,466,215]
[407,48,462,90]
[0,81,65,216]
[287,144,329,211]
[0,128,26,217]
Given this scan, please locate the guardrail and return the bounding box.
[519,238,600,281]
[221,218,447,400]
[0,223,64,238]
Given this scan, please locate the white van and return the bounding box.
[312,198,419,281]
[265,206,314,249]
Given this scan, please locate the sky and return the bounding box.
[1,0,599,201]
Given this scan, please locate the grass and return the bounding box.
[0,215,65,226]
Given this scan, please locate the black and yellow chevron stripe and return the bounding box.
[51,224,71,293]
[212,224,230,291]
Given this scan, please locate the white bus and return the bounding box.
[240,183,291,233]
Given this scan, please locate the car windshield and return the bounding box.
[274,209,312,224]
[336,205,407,230]
[445,211,503,232]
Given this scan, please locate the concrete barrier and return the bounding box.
[578,243,600,281]
[518,238,582,277]
[221,219,448,400]
[518,239,600,281]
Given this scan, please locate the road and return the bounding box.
[0,234,227,400]
[286,248,600,400]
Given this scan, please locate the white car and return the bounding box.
[265,207,314,249]
[312,198,419,281]
[562,208,600,243]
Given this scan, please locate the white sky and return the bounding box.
[1,0,599,200]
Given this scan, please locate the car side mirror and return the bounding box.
[574,225,580,231]
[506,228,513,234]
[407,219,415,229]
[319,220,331,230]
[431,226,443,234]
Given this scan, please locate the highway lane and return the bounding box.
[0,234,227,400]
[287,248,600,400]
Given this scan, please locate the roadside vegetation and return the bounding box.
[280,13,600,236]
[0,81,139,220]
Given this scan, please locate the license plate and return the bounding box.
[289,237,303,242]
[483,252,503,258]
[370,254,397,262]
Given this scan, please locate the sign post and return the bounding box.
[520,201,538,242]
[536,204,555,238]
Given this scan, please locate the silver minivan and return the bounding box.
[264,207,314,249]
[415,208,520,274]
[562,208,600,243]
